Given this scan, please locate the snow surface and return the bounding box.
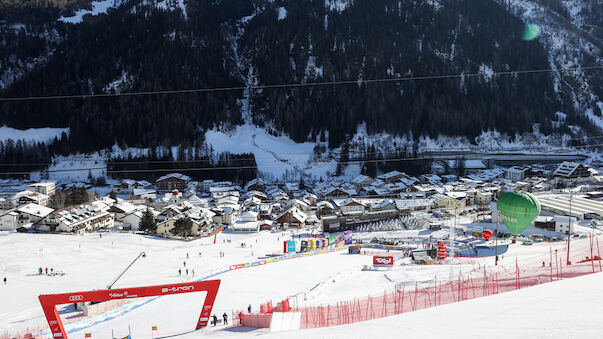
[59,0,119,24]
[235,271,603,339]
[277,7,287,21]
[204,124,336,181]
[325,0,352,13]
[1,228,601,338]
[0,126,69,143]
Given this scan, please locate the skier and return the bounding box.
[186,253,189,259]
[50,268,54,274]
[178,269,181,276]
[212,314,218,326]
[222,313,228,325]
[45,267,48,275]
[38,267,42,275]
[247,304,251,313]
[192,269,195,277]
[183,261,186,267]
[3,277,6,284]
[186,268,189,275]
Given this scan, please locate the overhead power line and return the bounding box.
[0,65,601,102]
[0,146,599,176]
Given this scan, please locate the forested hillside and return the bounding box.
[0,0,601,158]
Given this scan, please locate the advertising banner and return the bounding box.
[344,231,353,245]
[287,240,296,253]
[373,256,394,267]
[437,242,447,260]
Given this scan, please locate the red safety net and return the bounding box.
[236,235,603,330]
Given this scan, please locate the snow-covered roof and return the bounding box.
[156,173,191,182]
[554,162,582,177]
[17,203,53,218]
[351,174,372,185]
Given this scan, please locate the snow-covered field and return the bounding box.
[1,226,600,338]
[205,124,337,180]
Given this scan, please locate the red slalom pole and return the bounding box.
[597,239,602,272]
[550,247,553,281]
[591,233,595,273]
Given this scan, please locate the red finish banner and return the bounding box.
[39,280,221,339]
[373,256,394,266]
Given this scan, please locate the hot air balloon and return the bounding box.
[482,229,493,241]
[496,190,541,236]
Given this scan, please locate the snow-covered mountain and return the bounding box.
[0,0,601,180]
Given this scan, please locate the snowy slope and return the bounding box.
[236,271,603,339]
[0,126,68,143]
[204,124,337,181]
[497,0,603,130]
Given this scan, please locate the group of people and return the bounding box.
[211,313,228,326]
[38,267,54,275]
[178,268,194,276]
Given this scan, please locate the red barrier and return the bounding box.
[240,236,603,330]
[239,313,272,328]
[39,280,221,339]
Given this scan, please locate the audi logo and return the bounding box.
[69,295,84,301]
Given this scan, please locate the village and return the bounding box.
[0,161,601,238]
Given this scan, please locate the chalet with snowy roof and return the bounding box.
[244,190,267,201]
[337,198,366,216]
[351,174,374,187]
[368,199,396,213]
[132,188,156,200]
[283,199,310,212]
[504,166,529,181]
[377,170,407,183]
[274,207,307,228]
[395,199,433,212]
[108,201,139,221]
[303,192,318,205]
[42,201,113,233]
[316,200,336,217]
[431,194,465,209]
[14,203,54,229]
[259,203,274,219]
[554,162,591,184]
[0,211,18,231]
[244,178,264,192]
[2,191,50,209]
[419,174,442,185]
[322,187,356,199]
[233,211,259,232]
[156,173,191,192]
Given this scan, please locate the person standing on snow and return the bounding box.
[222,313,228,325]
[212,314,218,326]
[178,269,181,276]
[3,277,6,284]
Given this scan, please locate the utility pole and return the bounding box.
[495,212,500,266]
[566,191,573,265]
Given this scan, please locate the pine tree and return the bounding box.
[173,216,193,238]
[138,209,157,234]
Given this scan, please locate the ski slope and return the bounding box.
[1,229,600,338]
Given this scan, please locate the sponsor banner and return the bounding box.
[373,256,394,267]
[343,230,353,245]
[287,240,296,253]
